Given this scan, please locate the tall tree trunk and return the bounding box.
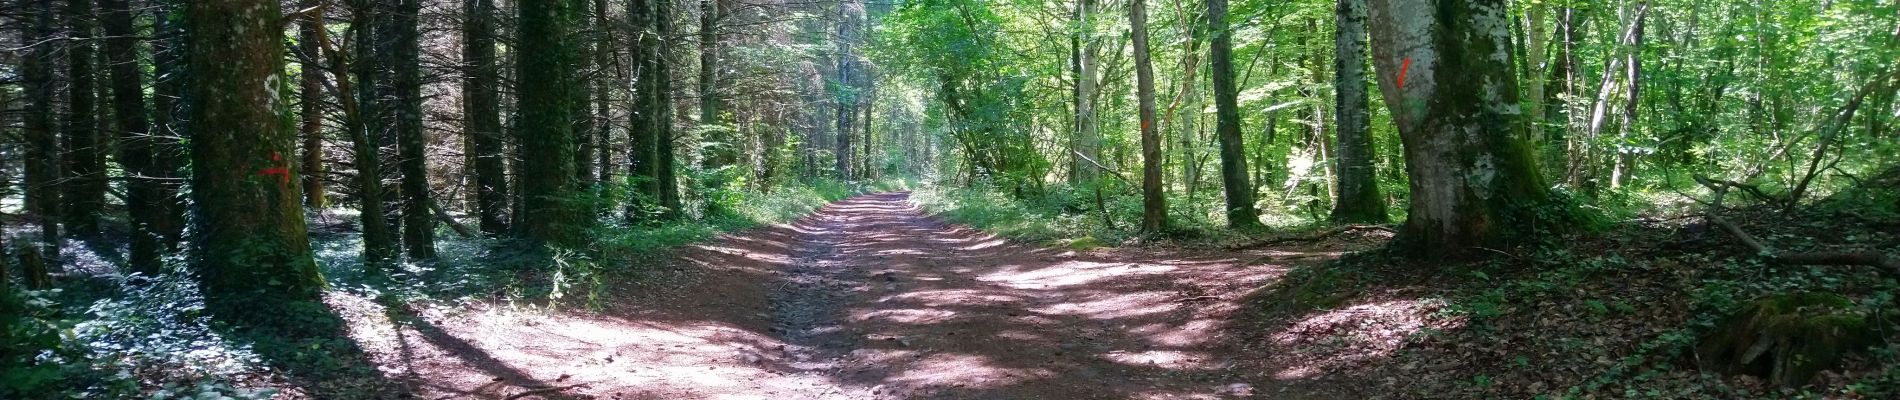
[23,0,63,268]
[64,0,106,237]
[575,1,598,187]
[699,0,726,168]
[1367,0,1560,258]
[299,0,328,209]
[1133,0,1167,233]
[655,0,682,219]
[394,0,435,259]
[1205,0,1259,228]
[627,0,659,221]
[149,0,189,264]
[348,0,397,266]
[1072,0,1101,184]
[465,0,509,235]
[594,0,614,185]
[1524,3,1548,145]
[517,0,585,245]
[1330,0,1387,223]
[834,4,857,180]
[103,0,171,273]
[186,0,326,320]
[1610,7,1648,189]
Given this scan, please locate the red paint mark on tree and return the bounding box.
[259,152,290,186]
[1399,57,1411,89]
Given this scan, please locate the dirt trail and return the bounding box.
[355,192,1350,399]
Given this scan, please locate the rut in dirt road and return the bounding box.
[749,192,1277,399]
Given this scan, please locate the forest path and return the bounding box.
[365,192,1348,399]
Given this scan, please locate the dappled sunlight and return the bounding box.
[1264,299,1454,378]
[980,261,1178,288]
[887,353,1054,388]
[1103,349,1218,370]
[1031,290,1178,319]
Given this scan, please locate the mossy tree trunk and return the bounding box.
[1330,0,1387,224]
[1206,0,1260,229]
[465,0,510,235]
[1366,0,1559,258]
[185,0,326,318]
[517,0,587,245]
[348,0,397,266]
[394,0,436,260]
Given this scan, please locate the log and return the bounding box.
[429,200,478,239]
[1230,224,1394,250]
[1694,176,1900,278]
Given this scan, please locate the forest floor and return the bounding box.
[335,192,1380,399]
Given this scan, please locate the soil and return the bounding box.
[342,192,1375,399]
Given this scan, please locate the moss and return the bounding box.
[1065,236,1108,251]
[1696,292,1886,387]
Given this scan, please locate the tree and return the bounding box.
[299,0,327,209]
[347,0,397,266]
[1205,0,1260,229]
[64,0,107,237]
[22,0,63,267]
[102,0,176,273]
[394,0,436,259]
[517,0,587,245]
[1070,0,1101,185]
[1329,0,1386,223]
[1132,0,1166,233]
[185,0,326,319]
[465,0,510,235]
[1366,0,1560,257]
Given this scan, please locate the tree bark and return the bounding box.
[1330,0,1387,223]
[348,0,397,266]
[1133,0,1167,233]
[150,0,189,265]
[299,0,328,209]
[394,0,435,259]
[627,0,659,221]
[64,0,106,237]
[466,0,510,235]
[518,0,586,245]
[22,0,63,268]
[1072,0,1102,184]
[103,0,173,274]
[1367,0,1559,258]
[1206,0,1259,228]
[186,0,326,319]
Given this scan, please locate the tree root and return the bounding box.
[502,383,588,400]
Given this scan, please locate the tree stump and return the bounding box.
[19,245,51,290]
[1696,293,1885,387]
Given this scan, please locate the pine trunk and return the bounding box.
[299,0,328,209]
[63,0,106,237]
[103,0,174,273]
[518,0,586,245]
[394,0,435,259]
[466,0,509,235]
[348,0,397,266]
[186,0,326,319]
[23,0,63,267]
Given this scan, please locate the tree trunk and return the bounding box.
[186,0,326,319]
[1367,0,1560,258]
[699,0,726,168]
[299,1,328,209]
[22,0,63,268]
[64,0,106,237]
[150,0,189,265]
[834,4,857,180]
[348,0,397,266]
[466,0,509,235]
[394,0,435,259]
[1330,0,1387,223]
[1072,0,1102,184]
[1205,0,1259,228]
[103,0,171,274]
[628,0,659,221]
[656,0,682,219]
[575,0,598,187]
[1133,0,1167,233]
[1610,7,1648,189]
[517,0,586,245]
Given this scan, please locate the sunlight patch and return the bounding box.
[889,353,1052,388]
